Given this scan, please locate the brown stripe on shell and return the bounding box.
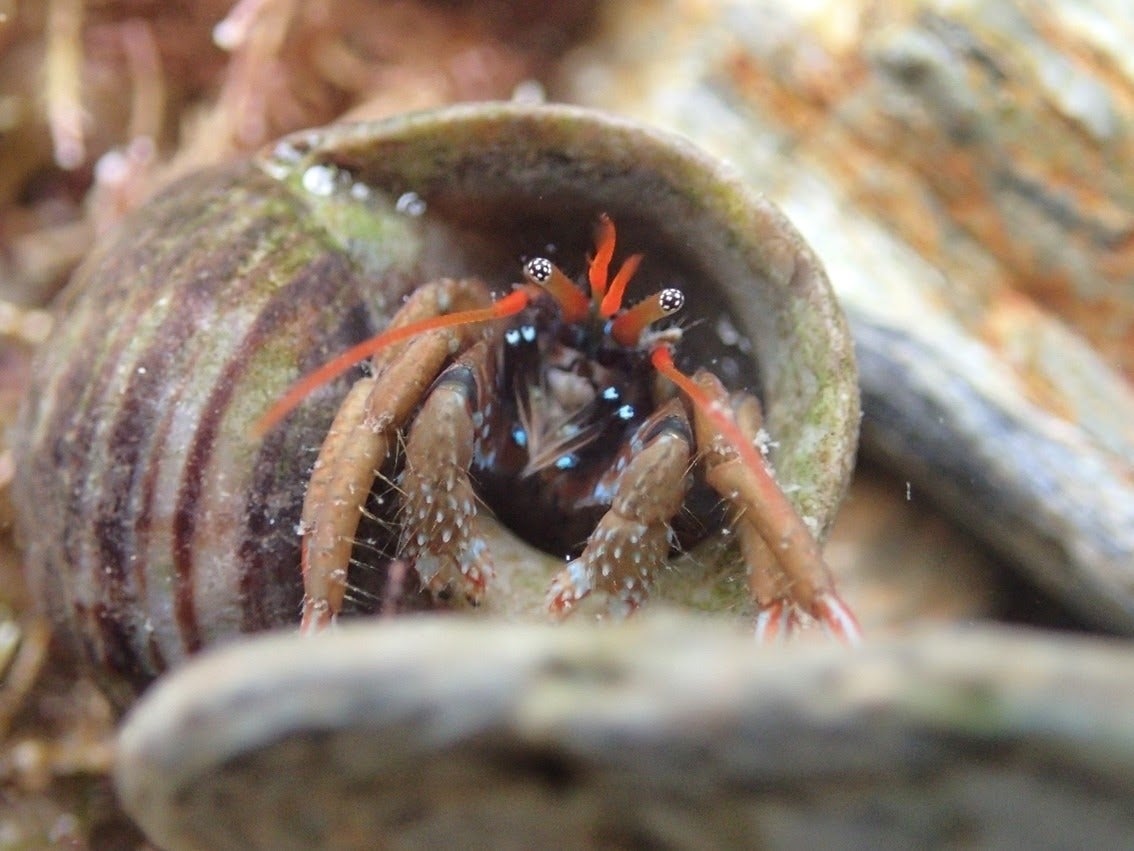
[231,276,377,632]
[92,603,155,697]
[173,249,375,647]
[89,181,258,674]
[145,172,330,659]
[83,166,287,677]
[160,189,327,652]
[30,168,257,688]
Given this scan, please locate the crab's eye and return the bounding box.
[523,257,553,284]
[658,288,684,314]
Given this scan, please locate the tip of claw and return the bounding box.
[458,560,493,605]
[545,586,584,620]
[754,600,793,644]
[546,561,592,620]
[754,595,863,646]
[813,592,863,646]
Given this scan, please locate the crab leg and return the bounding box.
[547,398,692,618]
[719,393,801,639]
[398,338,498,604]
[299,278,492,633]
[689,371,861,643]
[707,390,795,614]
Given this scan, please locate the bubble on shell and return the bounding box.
[511,79,546,104]
[395,191,427,217]
[301,163,340,197]
[262,139,309,179]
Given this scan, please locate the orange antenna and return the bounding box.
[599,253,643,319]
[253,288,532,438]
[649,345,762,473]
[588,213,616,302]
[523,257,589,324]
[610,288,684,347]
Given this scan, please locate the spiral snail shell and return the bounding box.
[12,103,859,707]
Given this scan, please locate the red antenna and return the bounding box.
[252,289,533,438]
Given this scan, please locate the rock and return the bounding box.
[116,615,1134,849]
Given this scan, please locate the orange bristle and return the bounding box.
[599,253,643,319]
[588,213,616,302]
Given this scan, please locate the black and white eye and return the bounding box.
[523,257,553,285]
[658,288,684,314]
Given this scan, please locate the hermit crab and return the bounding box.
[259,211,860,641]
[12,103,861,705]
